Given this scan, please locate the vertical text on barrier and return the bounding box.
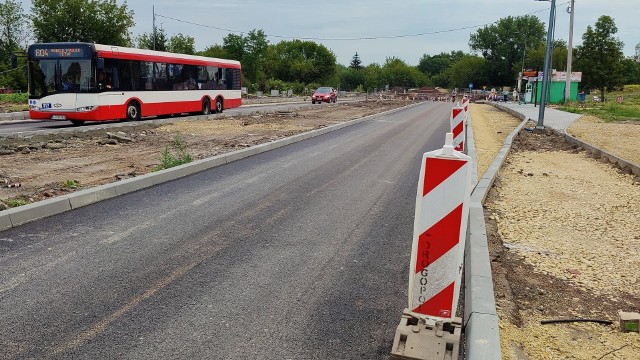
[462,96,470,123]
[408,133,472,321]
[450,104,465,152]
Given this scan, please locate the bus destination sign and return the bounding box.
[33,47,86,58]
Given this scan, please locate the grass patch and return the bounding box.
[557,87,640,122]
[154,134,193,171]
[0,93,28,104]
[4,197,28,208]
[62,179,79,189]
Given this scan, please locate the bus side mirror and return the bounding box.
[11,55,17,69]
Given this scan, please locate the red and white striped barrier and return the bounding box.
[408,133,472,321]
[450,104,465,152]
[461,96,469,123]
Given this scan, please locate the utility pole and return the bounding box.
[152,5,156,51]
[537,0,556,129]
[564,0,575,102]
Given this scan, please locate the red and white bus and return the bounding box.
[27,42,241,125]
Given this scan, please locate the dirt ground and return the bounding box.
[0,99,414,209]
[0,102,26,113]
[471,104,640,360]
[568,115,640,165]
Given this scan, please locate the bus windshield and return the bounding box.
[29,59,94,97]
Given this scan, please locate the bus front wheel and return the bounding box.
[202,98,211,115]
[215,97,223,114]
[126,102,140,121]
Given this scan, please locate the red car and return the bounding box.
[312,87,337,104]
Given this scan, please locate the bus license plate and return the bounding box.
[51,115,66,120]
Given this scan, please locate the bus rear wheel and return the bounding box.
[126,102,140,121]
[202,98,211,115]
[214,97,223,113]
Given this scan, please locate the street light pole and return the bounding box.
[152,5,156,51]
[537,0,556,129]
[564,0,575,102]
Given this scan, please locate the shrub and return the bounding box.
[154,134,193,171]
[62,179,79,188]
[4,198,28,208]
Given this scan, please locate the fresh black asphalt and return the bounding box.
[0,102,451,359]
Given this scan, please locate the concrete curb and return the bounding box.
[0,111,29,122]
[463,106,529,360]
[0,101,425,231]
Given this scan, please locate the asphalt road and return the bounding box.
[0,102,451,359]
[0,100,360,135]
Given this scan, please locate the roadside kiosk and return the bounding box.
[521,70,582,104]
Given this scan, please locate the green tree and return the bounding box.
[136,26,168,51]
[269,39,336,85]
[447,56,489,89]
[525,40,568,74]
[338,65,365,91]
[621,57,640,85]
[574,15,625,101]
[31,0,134,46]
[0,0,28,90]
[349,52,363,70]
[242,29,269,85]
[198,44,227,59]
[381,57,428,88]
[469,15,546,86]
[221,30,268,84]
[222,33,245,60]
[168,33,195,54]
[362,63,384,91]
[417,51,465,77]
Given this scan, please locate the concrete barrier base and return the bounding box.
[391,309,461,360]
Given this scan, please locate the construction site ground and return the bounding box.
[0,100,414,209]
[1,101,638,359]
[470,103,640,360]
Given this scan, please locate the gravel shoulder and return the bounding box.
[472,104,640,360]
[567,115,640,165]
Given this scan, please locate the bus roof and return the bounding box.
[94,43,241,69]
[28,42,241,69]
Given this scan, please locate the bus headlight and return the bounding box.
[76,106,96,112]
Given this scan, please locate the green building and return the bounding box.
[523,71,582,104]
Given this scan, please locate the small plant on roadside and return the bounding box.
[62,179,79,188]
[154,134,193,171]
[4,198,28,208]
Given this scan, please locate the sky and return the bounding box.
[19,0,640,66]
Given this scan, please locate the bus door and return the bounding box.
[99,58,124,112]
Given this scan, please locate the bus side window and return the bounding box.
[225,69,233,90]
[141,61,153,90]
[153,62,168,90]
[233,69,241,90]
[205,66,217,90]
[130,60,140,91]
[197,66,208,89]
